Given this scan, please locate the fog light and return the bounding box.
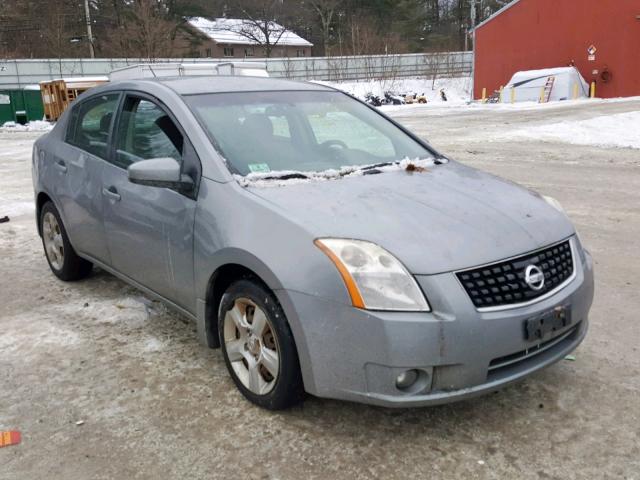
[396,369,419,390]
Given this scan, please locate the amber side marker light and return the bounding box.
[314,239,366,309]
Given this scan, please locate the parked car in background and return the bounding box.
[32,75,594,410]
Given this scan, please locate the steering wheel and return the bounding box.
[319,139,348,150]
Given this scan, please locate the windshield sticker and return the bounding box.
[248,163,271,173]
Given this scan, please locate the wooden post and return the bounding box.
[499,85,504,103]
[482,87,487,102]
[573,83,579,99]
[510,87,515,104]
[539,87,546,103]
[590,81,596,98]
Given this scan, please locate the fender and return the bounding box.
[195,247,286,348]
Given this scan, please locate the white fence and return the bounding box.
[0,52,472,89]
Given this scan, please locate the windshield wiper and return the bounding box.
[360,161,400,171]
[346,161,400,175]
[260,172,309,181]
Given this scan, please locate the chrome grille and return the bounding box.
[456,239,574,310]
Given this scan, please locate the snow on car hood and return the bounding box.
[234,158,439,188]
[245,160,575,275]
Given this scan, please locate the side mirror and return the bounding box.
[128,157,193,192]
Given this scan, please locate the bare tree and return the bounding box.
[123,0,181,60]
[216,0,292,58]
[349,15,408,57]
[307,0,342,56]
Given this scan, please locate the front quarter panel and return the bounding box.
[194,177,351,305]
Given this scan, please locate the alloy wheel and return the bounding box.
[42,212,64,270]
[223,297,280,395]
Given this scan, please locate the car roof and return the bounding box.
[106,75,334,95]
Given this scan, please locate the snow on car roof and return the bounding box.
[188,17,313,47]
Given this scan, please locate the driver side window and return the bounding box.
[114,97,184,169]
[307,110,395,158]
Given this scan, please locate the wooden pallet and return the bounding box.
[40,78,107,121]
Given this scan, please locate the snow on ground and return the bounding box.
[0,133,39,218]
[322,76,640,115]
[1,120,53,132]
[318,76,473,104]
[502,110,640,149]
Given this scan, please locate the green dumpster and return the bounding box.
[23,87,45,121]
[0,91,13,124]
[0,87,45,125]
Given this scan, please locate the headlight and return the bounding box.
[543,195,565,213]
[314,238,430,311]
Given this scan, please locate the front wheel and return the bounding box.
[219,279,304,410]
[40,201,93,281]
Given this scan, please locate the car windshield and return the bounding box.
[184,90,434,177]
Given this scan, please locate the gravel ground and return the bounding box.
[1,99,639,479]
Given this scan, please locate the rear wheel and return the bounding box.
[219,279,304,410]
[40,201,92,281]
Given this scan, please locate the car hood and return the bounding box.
[245,161,575,275]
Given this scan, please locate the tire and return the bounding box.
[40,201,93,281]
[218,279,305,410]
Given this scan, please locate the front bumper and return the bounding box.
[277,237,594,407]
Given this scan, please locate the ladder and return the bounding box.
[540,76,555,103]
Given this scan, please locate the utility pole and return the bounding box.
[469,0,481,102]
[83,0,95,58]
[467,0,480,51]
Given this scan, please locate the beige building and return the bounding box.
[184,17,313,59]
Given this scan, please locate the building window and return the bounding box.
[223,47,234,57]
[244,47,254,57]
[296,49,305,57]
[205,48,212,57]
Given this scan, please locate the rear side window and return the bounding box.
[66,93,119,159]
[114,97,184,169]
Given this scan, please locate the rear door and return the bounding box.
[51,92,120,263]
[102,93,199,312]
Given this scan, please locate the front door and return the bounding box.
[102,94,199,312]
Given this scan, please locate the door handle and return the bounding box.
[102,186,121,202]
[54,160,67,173]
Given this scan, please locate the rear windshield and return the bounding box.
[184,90,433,176]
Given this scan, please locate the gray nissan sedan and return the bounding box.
[32,76,594,409]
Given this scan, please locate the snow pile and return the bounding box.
[1,120,52,132]
[503,111,640,149]
[319,76,472,105]
[235,157,441,187]
[85,295,166,328]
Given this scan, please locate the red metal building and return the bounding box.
[473,0,640,99]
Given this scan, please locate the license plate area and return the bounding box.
[524,305,572,342]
